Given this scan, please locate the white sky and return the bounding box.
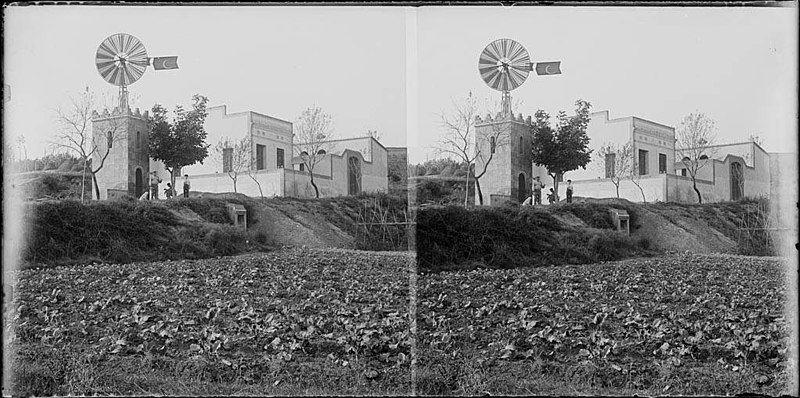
[3,6,407,159]
[412,6,798,163]
[3,5,798,165]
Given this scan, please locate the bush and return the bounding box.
[21,199,257,266]
[204,225,248,257]
[417,205,650,272]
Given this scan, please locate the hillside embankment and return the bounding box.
[416,197,778,272]
[17,192,409,268]
[13,186,777,270]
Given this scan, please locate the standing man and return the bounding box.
[566,179,574,203]
[532,176,545,205]
[149,172,162,200]
[183,174,191,198]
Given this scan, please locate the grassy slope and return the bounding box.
[7,248,413,396]
[417,253,791,396]
[416,198,775,272]
[20,193,410,268]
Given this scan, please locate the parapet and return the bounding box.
[475,111,533,126]
[92,106,150,120]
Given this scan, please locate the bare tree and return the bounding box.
[348,155,363,195]
[629,153,648,203]
[215,136,250,193]
[294,105,335,198]
[435,93,480,207]
[435,92,511,207]
[244,137,264,198]
[15,135,27,163]
[677,112,718,203]
[50,88,124,202]
[595,141,633,198]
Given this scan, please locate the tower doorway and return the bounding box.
[135,168,144,197]
[518,173,527,203]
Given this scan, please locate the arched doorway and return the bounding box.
[135,168,144,198]
[730,162,743,201]
[518,173,527,203]
[348,156,361,195]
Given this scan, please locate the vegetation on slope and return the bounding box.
[20,193,410,268]
[416,197,777,272]
[416,203,653,272]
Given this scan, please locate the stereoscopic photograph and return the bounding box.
[3,3,798,397]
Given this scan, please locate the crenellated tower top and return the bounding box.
[92,106,150,120]
[475,111,533,126]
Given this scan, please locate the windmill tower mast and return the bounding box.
[92,33,178,200]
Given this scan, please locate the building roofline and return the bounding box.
[208,104,292,125]
[678,141,765,152]
[324,136,389,152]
[591,110,674,130]
[631,116,675,130]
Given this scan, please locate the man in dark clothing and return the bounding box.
[566,180,574,203]
[183,174,191,198]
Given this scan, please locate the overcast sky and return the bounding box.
[3,6,407,159]
[413,6,798,163]
[3,5,797,165]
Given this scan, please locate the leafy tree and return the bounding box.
[676,112,718,203]
[294,105,335,198]
[530,100,593,200]
[149,95,211,193]
[50,88,125,202]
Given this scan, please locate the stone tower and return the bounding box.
[91,107,151,200]
[474,112,534,206]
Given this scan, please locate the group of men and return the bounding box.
[138,172,192,201]
[523,176,574,205]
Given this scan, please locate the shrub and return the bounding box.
[204,225,248,257]
[417,205,651,272]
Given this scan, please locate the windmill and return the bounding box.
[95,33,179,111]
[478,39,561,117]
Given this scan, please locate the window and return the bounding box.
[638,149,649,175]
[276,148,285,168]
[490,136,496,154]
[135,132,140,150]
[299,163,305,172]
[519,137,523,154]
[222,148,233,172]
[681,168,687,177]
[659,153,667,174]
[256,144,266,170]
[107,131,113,149]
[605,153,616,178]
